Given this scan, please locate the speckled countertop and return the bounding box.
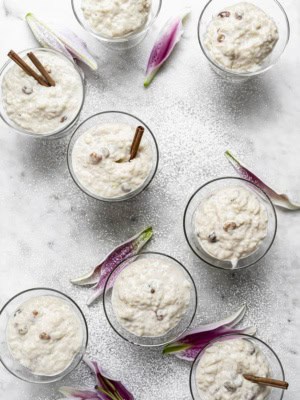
[0,0,299,399]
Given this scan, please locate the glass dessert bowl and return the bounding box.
[71,0,162,50]
[183,177,277,270]
[67,111,159,202]
[190,334,285,400]
[0,48,85,139]
[198,0,290,81]
[0,288,88,383]
[103,252,198,347]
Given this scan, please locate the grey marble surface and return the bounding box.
[0,0,300,399]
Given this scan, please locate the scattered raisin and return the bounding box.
[224,382,236,392]
[217,34,225,43]
[101,147,110,158]
[89,152,102,164]
[14,309,22,317]
[39,332,51,340]
[121,183,132,193]
[32,310,39,317]
[208,232,217,243]
[150,288,155,294]
[22,86,33,95]
[60,116,67,123]
[18,326,28,335]
[156,311,164,321]
[235,12,243,20]
[223,221,237,231]
[218,11,230,18]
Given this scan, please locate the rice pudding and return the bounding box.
[71,123,153,199]
[196,338,271,400]
[6,295,84,376]
[81,0,152,38]
[193,186,268,267]
[204,2,279,72]
[1,50,83,135]
[112,258,191,337]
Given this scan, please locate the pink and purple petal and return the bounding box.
[225,150,300,210]
[85,227,153,305]
[144,9,190,87]
[163,305,256,361]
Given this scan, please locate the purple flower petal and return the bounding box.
[144,8,190,87]
[225,150,300,210]
[59,387,100,400]
[71,227,153,305]
[59,358,134,400]
[53,26,98,70]
[84,357,134,400]
[163,305,256,361]
[26,13,97,70]
[172,326,257,361]
[177,304,247,340]
[26,13,72,60]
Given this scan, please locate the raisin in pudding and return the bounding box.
[6,295,84,376]
[204,2,279,72]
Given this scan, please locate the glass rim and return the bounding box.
[67,110,159,202]
[71,0,162,43]
[183,176,278,271]
[103,251,198,347]
[197,0,290,77]
[189,332,285,400]
[0,47,86,138]
[0,287,89,383]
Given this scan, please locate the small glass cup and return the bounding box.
[198,0,290,82]
[103,252,198,347]
[183,177,277,270]
[67,111,159,202]
[190,334,285,400]
[0,48,85,139]
[0,288,88,383]
[71,0,162,50]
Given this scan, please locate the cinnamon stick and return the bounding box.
[27,52,55,87]
[8,50,49,87]
[129,126,144,161]
[243,375,289,390]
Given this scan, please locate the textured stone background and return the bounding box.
[0,0,299,398]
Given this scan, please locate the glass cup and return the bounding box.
[0,288,88,383]
[67,111,159,202]
[0,48,85,139]
[190,334,285,400]
[71,0,162,50]
[198,0,290,81]
[103,252,198,346]
[183,177,277,270]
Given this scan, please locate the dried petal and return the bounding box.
[26,13,97,70]
[26,13,72,60]
[144,8,190,87]
[59,387,100,400]
[53,27,98,71]
[225,150,300,210]
[84,358,134,400]
[163,305,256,361]
[71,227,153,305]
